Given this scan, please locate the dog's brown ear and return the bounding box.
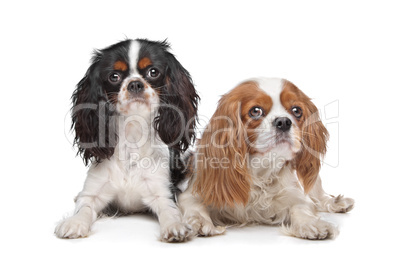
[193,90,252,208]
[282,81,329,193]
[295,100,328,193]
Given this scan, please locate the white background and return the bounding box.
[1,0,401,267]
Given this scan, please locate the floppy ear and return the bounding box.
[192,96,252,208]
[154,52,199,152]
[295,95,329,193]
[71,52,116,166]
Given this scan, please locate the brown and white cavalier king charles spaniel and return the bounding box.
[178,78,354,240]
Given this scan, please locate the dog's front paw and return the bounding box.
[55,216,91,239]
[186,215,226,237]
[327,195,355,213]
[283,219,337,240]
[160,222,192,243]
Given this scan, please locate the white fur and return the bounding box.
[179,78,354,240]
[55,41,191,242]
[309,175,355,213]
[129,40,141,75]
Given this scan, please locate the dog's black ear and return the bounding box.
[154,52,200,152]
[71,52,116,165]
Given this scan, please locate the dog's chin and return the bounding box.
[256,137,298,160]
[117,98,153,116]
[130,97,148,105]
[270,143,296,161]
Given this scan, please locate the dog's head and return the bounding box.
[72,39,199,165]
[194,78,328,207]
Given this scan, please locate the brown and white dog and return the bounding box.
[178,78,354,240]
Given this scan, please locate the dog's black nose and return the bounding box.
[127,81,144,93]
[274,117,292,132]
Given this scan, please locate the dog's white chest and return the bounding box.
[110,146,170,212]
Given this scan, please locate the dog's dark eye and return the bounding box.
[148,68,160,78]
[291,106,303,118]
[249,107,264,119]
[108,72,121,84]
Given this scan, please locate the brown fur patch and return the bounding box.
[138,57,152,69]
[113,61,128,71]
[193,81,272,208]
[281,80,329,193]
[238,83,273,153]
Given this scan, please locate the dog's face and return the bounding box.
[96,40,172,115]
[193,78,328,207]
[72,39,199,165]
[236,79,307,160]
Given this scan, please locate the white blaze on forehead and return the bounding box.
[252,78,288,118]
[253,77,284,98]
[128,40,141,76]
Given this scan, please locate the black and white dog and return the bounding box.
[55,39,199,242]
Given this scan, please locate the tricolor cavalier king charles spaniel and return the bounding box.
[55,39,199,242]
[179,78,354,240]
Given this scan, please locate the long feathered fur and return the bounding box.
[71,51,117,165]
[281,80,329,193]
[193,93,252,208]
